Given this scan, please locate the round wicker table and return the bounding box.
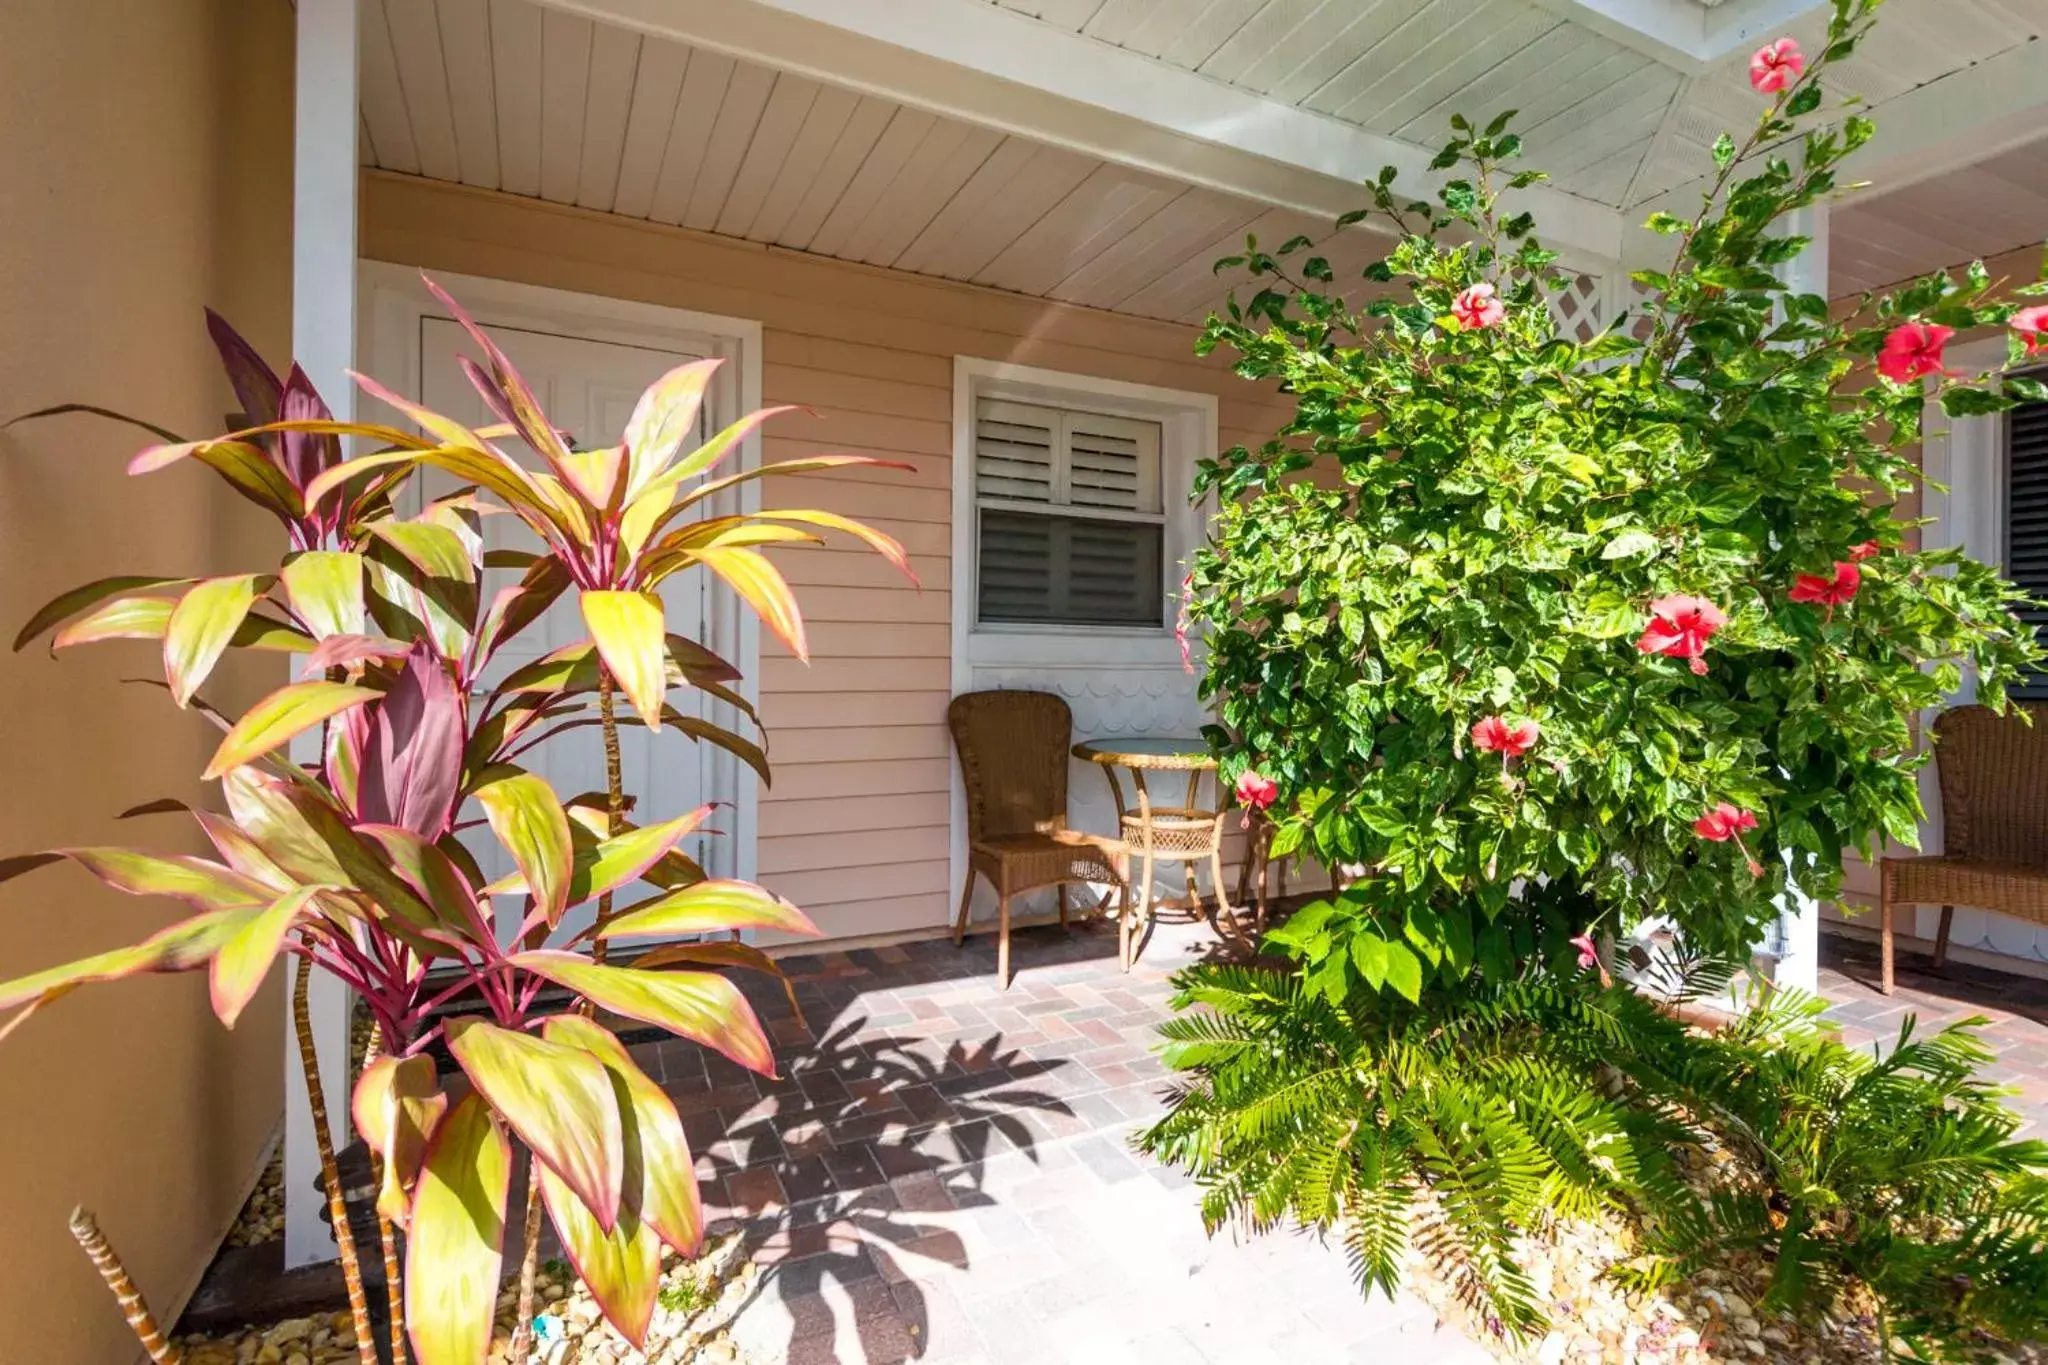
[1071,738,1233,969]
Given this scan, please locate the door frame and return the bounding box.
[356,261,764,883]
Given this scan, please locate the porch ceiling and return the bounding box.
[357,0,1396,324]
[358,0,2048,320]
[987,0,2046,209]
[1833,137,2048,295]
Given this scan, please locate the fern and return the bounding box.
[1141,959,2048,1356]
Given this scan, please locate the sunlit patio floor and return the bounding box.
[625,915,2048,1364]
[643,914,1495,1365]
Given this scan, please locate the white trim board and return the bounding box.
[949,356,1220,923]
[355,262,766,888]
[285,0,359,1272]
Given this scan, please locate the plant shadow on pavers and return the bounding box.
[649,923,1138,1363]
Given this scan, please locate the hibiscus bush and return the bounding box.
[1192,0,2044,992]
[1146,0,2048,1349]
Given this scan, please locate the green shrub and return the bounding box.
[1156,0,2048,1353]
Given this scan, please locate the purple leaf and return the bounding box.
[355,643,466,840]
[204,309,284,432]
[278,364,342,494]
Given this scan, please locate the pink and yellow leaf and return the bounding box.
[352,1053,446,1227]
[580,590,669,730]
[598,880,818,942]
[507,951,776,1077]
[445,1018,624,1233]
[209,884,329,1027]
[202,681,382,780]
[541,1015,703,1257]
[404,1094,510,1365]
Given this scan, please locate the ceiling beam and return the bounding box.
[539,0,1628,267]
[1525,0,1825,71]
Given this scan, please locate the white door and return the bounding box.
[416,318,715,939]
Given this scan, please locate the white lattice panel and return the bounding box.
[1548,272,1605,343]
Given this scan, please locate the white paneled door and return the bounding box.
[416,317,715,942]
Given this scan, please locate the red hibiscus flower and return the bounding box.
[1695,802,1764,877]
[1749,37,1804,94]
[1235,770,1278,812]
[2014,305,2048,357]
[1877,322,1955,385]
[1471,715,1540,760]
[1636,594,1726,676]
[1848,540,1881,562]
[1452,281,1506,331]
[1790,560,1861,619]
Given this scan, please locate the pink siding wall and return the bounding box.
[361,171,1293,941]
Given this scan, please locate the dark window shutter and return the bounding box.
[2006,395,2048,698]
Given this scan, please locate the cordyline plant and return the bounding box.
[1146,0,2048,1350]
[1,277,911,1365]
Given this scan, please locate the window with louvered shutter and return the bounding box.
[973,398,1166,627]
[2006,391,2048,698]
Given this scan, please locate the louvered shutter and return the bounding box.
[974,400,1057,504]
[2007,396,2048,698]
[973,397,1166,627]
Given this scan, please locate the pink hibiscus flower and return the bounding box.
[1847,540,1881,562]
[2014,305,2048,357]
[1568,930,1612,987]
[1235,770,1278,812]
[1877,322,1956,385]
[1695,802,1764,877]
[1471,715,1540,759]
[1452,281,1506,331]
[1636,595,1727,676]
[1749,38,1804,94]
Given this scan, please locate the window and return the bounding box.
[2006,389,2048,697]
[972,397,1166,627]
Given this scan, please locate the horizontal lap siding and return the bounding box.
[361,172,1290,941]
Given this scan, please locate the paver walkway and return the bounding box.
[636,917,2048,1364]
[638,914,1493,1365]
[1819,931,2048,1136]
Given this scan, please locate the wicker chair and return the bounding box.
[948,690,1129,989]
[1879,701,2048,994]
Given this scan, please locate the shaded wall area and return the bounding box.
[0,1,296,1358]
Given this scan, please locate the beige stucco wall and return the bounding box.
[0,1,296,1358]
[361,171,1291,944]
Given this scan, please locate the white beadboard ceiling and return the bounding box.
[1833,139,2048,295]
[358,0,2047,318]
[989,0,2047,210]
[357,0,1397,323]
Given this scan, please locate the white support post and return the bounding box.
[284,0,359,1271]
[1761,199,1830,998]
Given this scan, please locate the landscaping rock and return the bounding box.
[174,1230,760,1365]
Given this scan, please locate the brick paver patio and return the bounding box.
[1819,932,2048,1136]
[624,915,2048,1364]
[637,914,1494,1365]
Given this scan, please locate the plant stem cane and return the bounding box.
[295,956,378,1365]
[68,1207,181,1364]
